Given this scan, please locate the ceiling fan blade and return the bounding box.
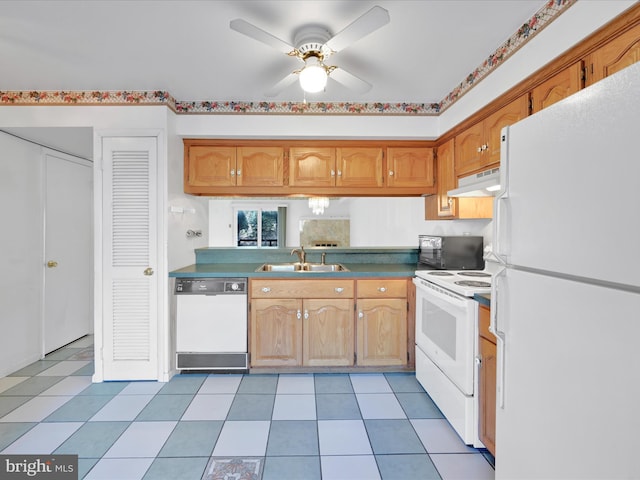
[324,6,390,54]
[230,18,294,55]
[265,72,299,97]
[329,67,372,94]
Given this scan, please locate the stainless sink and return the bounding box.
[255,263,349,272]
[255,263,304,272]
[302,263,349,272]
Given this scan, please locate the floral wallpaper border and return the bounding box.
[0,0,574,116]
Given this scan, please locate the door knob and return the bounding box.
[143,267,154,276]
[47,261,58,268]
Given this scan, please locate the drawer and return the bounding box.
[479,305,496,342]
[250,279,354,298]
[357,278,407,298]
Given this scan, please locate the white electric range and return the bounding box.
[413,267,492,447]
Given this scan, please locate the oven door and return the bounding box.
[413,276,477,395]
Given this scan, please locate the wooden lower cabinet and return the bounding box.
[303,298,354,367]
[249,278,411,370]
[478,305,496,456]
[250,279,355,367]
[356,279,408,367]
[250,298,302,367]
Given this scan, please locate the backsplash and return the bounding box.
[299,218,350,248]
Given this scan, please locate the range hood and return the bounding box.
[447,167,500,197]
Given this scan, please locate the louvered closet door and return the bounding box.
[102,137,158,380]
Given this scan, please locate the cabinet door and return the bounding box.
[303,298,354,367]
[336,147,383,187]
[236,146,284,186]
[454,122,484,176]
[484,94,530,165]
[386,147,434,188]
[289,147,336,186]
[479,336,497,455]
[356,298,407,366]
[585,23,640,86]
[478,305,496,455]
[531,62,583,113]
[250,298,302,367]
[186,145,236,187]
[434,138,456,218]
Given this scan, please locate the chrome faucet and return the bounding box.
[291,246,306,264]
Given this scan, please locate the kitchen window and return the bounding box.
[234,205,286,247]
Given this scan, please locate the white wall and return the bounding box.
[207,197,490,248]
[0,133,46,376]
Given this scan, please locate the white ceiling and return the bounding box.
[0,0,546,105]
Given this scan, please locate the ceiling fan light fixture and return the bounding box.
[299,56,328,93]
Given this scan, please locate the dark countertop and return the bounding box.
[170,262,418,278]
[170,247,419,279]
[474,293,491,307]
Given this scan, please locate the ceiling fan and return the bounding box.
[230,5,390,96]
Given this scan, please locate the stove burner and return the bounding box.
[454,280,491,288]
[457,271,491,278]
[427,271,455,276]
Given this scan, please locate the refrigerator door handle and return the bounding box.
[491,266,507,408]
[491,127,511,265]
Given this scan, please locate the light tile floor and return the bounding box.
[0,336,495,479]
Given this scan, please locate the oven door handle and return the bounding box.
[491,266,507,409]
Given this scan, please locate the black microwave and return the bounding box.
[418,235,484,270]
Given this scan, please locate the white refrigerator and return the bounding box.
[491,62,640,479]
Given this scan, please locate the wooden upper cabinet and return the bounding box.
[455,94,529,177]
[484,94,529,162]
[236,146,284,186]
[585,22,640,86]
[336,147,383,187]
[185,143,284,189]
[434,138,456,218]
[454,122,484,177]
[386,147,434,188]
[187,145,236,187]
[531,62,583,113]
[289,147,336,187]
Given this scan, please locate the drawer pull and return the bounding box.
[304,309,309,320]
[261,287,271,293]
[378,287,387,292]
[358,310,364,318]
[334,287,344,293]
[297,309,302,320]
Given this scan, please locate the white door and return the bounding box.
[44,151,93,354]
[101,136,158,380]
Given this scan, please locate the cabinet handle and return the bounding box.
[230,169,235,176]
[477,146,483,153]
[475,355,482,366]
[358,310,364,319]
[47,260,58,268]
[296,309,302,320]
[337,170,342,176]
[143,267,154,276]
[378,287,387,292]
[334,287,344,293]
[304,309,309,320]
[236,169,241,176]
[330,169,336,177]
[261,287,271,293]
[388,170,394,176]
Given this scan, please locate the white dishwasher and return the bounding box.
[175,277,247,371]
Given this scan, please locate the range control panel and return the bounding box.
[174,278,247,295]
